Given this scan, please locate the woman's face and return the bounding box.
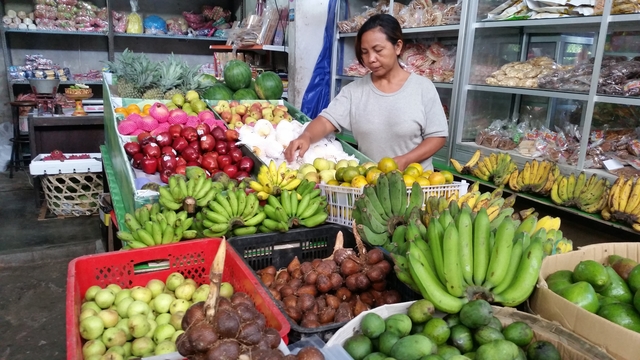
[360,27,402,76]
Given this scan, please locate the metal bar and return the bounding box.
[467,84,590,101]
[474,16,602,29]
[593,95,640,107]
[106,0,114,61]
[330,0,342,99]
[3,29,107,36]
[577,2,612,170]
[511,30,530,121]
[608,14,640,23]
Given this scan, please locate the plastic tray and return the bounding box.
[320,180,469,227]
[227,224,419,343]
[66,238,291,360]
[29,153,102,175]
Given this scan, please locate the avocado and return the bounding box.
[597,303,640,332]
[610,256,638,281]
[437,345,461,359]
[502,321,533,347]
[449,324,474,354]
[444,313,461,328]
[599,266,633,304]
[627,265,640,293]
[420,356,444,360]
[598,294,621,307]
[361,313,386,339]
[545,270,574,293]
[460,300,493,329]
[363,353,388,360]
[385,314,412,337]
[526,341,561,360]
[389,334,436,360]
[344,334,373,360]
[378,331,401,355]
[634,290,640,314]
[558,281,600,313]
[486,317,504,331]
[573,260,610,292]
[475,339,520,360]
[473,326,505,346]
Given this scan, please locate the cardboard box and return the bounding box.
[326,301,613,360]
[531,242,640,360]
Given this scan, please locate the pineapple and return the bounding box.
[105,49,141,98]
[144,54,185,100]
[127,55,158,99]
[179,64,206,95]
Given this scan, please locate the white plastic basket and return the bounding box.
[320,180,468,226]
[29,153,102,175]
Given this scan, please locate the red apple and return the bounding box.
[140,156,158,174]
[123,142,141,157]
[196,123,211,137]
[215,141,228,155]
[172,137,189,153]
[225,129,239,142]
[161,154,177,171]
[200,135,216,153]
[238,156,254,173]
[186,161,200,167]
[155,132,172,147]
[169,124,183,139]
[235,171,249,180]
[228,140,237,149]
[176,156,187,167]
[161,146,176,156]
[229,147,243,164]
[189,140,200,152]
[159,169,173,183]
[175,165,187,176]
[131,153,144,169]
[220,110,232,123]
[218,155,232,169]
[143,143,161,158]
[223,164,239,179]
[181,147,200,163]
[181,126,198,142]
[211,127,226,142]
[137,131,154,145]
[201,153,218,172]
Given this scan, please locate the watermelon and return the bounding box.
[202,83,234,100]
[255,71,284,100]
[233,88,258,100]
[223,60,252,91]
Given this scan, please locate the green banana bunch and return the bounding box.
[200,189,264,237]
[117,204,197,249]
[158,174,225,213]
[261,187,329,233]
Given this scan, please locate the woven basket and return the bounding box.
[42,173,103,216]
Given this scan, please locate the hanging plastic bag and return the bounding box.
[301,0,339,119]
[0,122,13,172]
[126,0,143,34]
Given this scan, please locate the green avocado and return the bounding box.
[558,281,600,313]
[545,270,574,293]
[597,294,621,307]
[599,266,633,304]
[459,300,493,329]
[473,326,505,346]
[475,339,520,360]
[572,260,610,292]
[628,265,640,293]
[526,341,561,360]
[597,303,640,332]
[449,325,474,354]
[634,290,640,314]
[389,335,436,360]
[486,317,504,331]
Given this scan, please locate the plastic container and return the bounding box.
[66,238,291,360]
[320,180,469,227]
[228,224,419,343]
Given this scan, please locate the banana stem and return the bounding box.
[183,196,196,214]
[465,286,494,302]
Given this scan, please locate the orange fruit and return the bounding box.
[366,168,383,185]
[428,172,446,186]
[415,177,431,186]
[403,175,416,187]
[403,166,421,178]
[142,104,152,113]
[340,182,352,187]
[126,104,141,114]
[441,170,454,184]
[327,180,340,186]
[407,162,424,174]
[343,167,360,183]
[378,157,398,173]
[351,175,368,188]
[114,107,128,116]
[421,170,434,178]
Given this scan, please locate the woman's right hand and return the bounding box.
[284,133,312,163]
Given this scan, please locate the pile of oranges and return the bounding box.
[114,103,152,117]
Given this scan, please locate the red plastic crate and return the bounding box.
[66,238,290,360]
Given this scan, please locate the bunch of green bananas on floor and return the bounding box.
[352,171,420,247]
[602,175,640,232]
[472,152,518,186]
[249,160,301,200]
[423,186,517,229]
[261,185,328,233]
[393,206,549,313]
[117,203,197,249]
[158,174,224,212]
[450,149,481,175]
[550,172,610,214]
[200,189,265,237]
[508,159,559,196]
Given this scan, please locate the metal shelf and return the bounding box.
[10,80,103,85]
[467,84,590,101]
[474,16,602,29]
[594,95,640,107]
[608,14,640,23]
[4,28,108,36]
[339,24,461,38]
[114,33,227,42]
[208,44,288,53]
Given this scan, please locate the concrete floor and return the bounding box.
[0,170,637,359]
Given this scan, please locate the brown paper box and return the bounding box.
[531,242,640,360]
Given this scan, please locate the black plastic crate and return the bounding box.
[228,224,419,343]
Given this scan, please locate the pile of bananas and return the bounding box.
[200,190,265,237]
[602,176,640,231]
[117,204,197,249]
[450,149,481,175]
[429,185,518,227]
[550,172,610,213]
[262,185,328,232]
[392,208,562,313]
[508,159,559,196]
[472,153,518,186]
[542,228,573,256]
[249,160,300,200]
[158,174,224,213]
[352,171,416,247]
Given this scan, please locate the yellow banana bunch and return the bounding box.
[605,176,640,232]
[550,172,609,214]
[509,159,558,196]
[541,229,573,257]
[533,215,561,233]
[450,150,481,175]
[249,160,300,199]
[470,152,517,186]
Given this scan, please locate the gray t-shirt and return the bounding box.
[320,73,448,171]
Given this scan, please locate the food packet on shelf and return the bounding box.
[623,79,640,97]
[601,61,640,79]
[143,15,167,35]
[126,0,143,34]
[627,139,640,157]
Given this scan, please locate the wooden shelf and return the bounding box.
[209,44,288,53]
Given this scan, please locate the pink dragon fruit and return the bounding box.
[150,122,171,136]
[168,109,188,125]
[139,115,159,132]
[126,113,143,126]
[185,115,200,128]
[198,110,215,121]
[149,102,170,123]
[117,120,138,135]
[131,129,145,136]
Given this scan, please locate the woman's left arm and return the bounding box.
[394,137,446,171]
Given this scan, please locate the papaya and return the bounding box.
[628,265,640,293]
[609,255,638,281]
[545,270,574,293]
[558,281,600,313]
[572,260,610,292]
[597,303,640,332]
[599,266,633,304]
[475,339,520,360]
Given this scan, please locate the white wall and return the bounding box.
[288,0,328,109]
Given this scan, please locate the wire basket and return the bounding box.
[41,173,103,216]
[320,181,469,226]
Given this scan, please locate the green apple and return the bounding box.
[304,172,320,183]
[336,159,349,170]
[127,314,150,339]
[170,311,184,331]
[174,282,196,301]
[114,289,131,305]
[102,327,126,348]
[313,158,331,171]
[185,90,199,103]
[146,279,165,298]
[220,282,234,299]
[154,340,177,355]
[97,309,120,328]
[80,316,105,340]
[153,323,176,343]
[319,169,337,183]
[166,272,185,291]
[83,339,106,358]
[131,337,155,357]
[106,284,122,294]
[171,94,185,107]
[94,289,116,309]
[299,164,317,177]
[153,293,174,314]
[80,308,98,321]
[155,313,172,326]
[85,285,102,301]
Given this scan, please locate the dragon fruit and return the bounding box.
[149,102,170,123]
[185,115,200,128]
[117,120,138,135]
[198,110,215,121]
[131,129,145,136]
[126,113,143,126]
[168,109,188,125]
[139,115,159,132]
[151,122,171,137]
